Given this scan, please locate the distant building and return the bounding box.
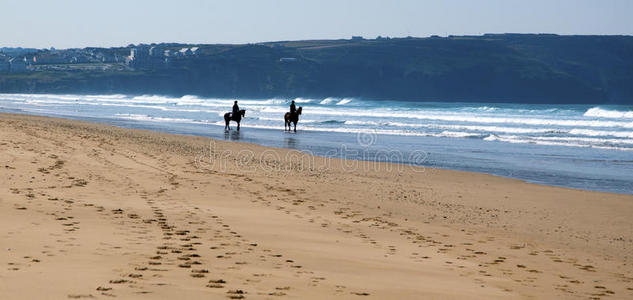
[178,48,193,56]
[128,47,149,67]
[149,46,164,57]
[33,53,68,64]
[128,47,168,69]
[95,52,115,63]
[9,58,27,72]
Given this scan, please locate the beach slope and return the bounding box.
[1,113,632,299]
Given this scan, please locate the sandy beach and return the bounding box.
[1,113,632,299]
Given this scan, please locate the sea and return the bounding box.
[1,93,632,194]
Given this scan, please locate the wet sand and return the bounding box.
[1,113,632,299]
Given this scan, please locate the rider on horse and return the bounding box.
[232,101,240,119]
[289,100,297,118]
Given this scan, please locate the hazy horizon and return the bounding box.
[2,0,632,49]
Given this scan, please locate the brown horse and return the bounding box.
[224,109,246,131]
[284,107,302,132]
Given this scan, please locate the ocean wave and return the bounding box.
[259,117,344,124]
[299,119,345,124]
[472,106,497,112]
[299,108,633,128]
[22,98,223,114]
[293,97,313,103]
[132,95,184,103]
[484,134,633,151]
[584,107,633,119]
[319,97,337,105]
[500,135,633,145]
[569,129,633,139]
[4,93,633,153]
[342,120,628,136]
[115,113,205,124]
[257,116,281,121]
[336,98,353,105]
[344,120,380,126]
[439,131,485,138]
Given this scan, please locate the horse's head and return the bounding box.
[297,107,302,115]
[240,109,246,117]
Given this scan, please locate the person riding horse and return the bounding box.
[285,100,302,132]
[289,100,297,118]
[231,101,240,119]
[225,100,246,131]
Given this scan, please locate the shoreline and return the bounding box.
[1,112,632,299]
[2,107,631,195]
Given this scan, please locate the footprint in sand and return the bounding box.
[67,294,94,299]
[207,279,226,288]
[227,290,246,299]
[109,279,129,284]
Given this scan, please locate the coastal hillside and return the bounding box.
[1,34,632,104]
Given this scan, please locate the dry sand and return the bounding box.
[1,113,632,299]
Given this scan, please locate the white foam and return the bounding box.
[301,107,633,128]
[336,98,352,105]
[483,134,633,151]
[584,107,633,119]
[344,120,380,126]
[341,120,582,135]
[439,131,483,138]
[319,97,337,105]
[569,129,633,139]
[483,134,499,141]
[258,116,282,121]
[4,93,633,152]
[115,113,200,124]
[499,135,633,145]
[293,97,313,103]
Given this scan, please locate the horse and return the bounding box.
[284,107,302,132]
[224,109,246,131]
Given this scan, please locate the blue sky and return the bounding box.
[2,0,632,48]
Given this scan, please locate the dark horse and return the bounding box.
[284,107,302,132]
[224,109,246,131]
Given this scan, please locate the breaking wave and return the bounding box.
[2,93,633,151]
[584,107,633,119]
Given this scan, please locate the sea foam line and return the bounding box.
[584,107,633,119]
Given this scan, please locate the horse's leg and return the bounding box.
[293,121,297,133]
[237,121,240,131]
